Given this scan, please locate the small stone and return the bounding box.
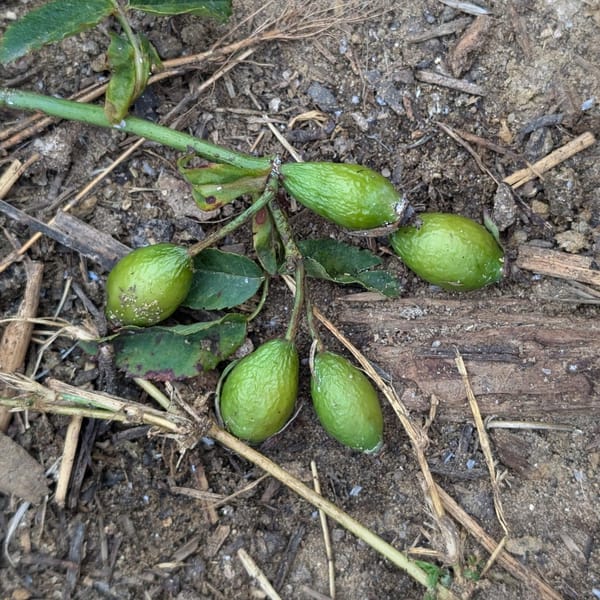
[492,184,517,231]
[307,82,337,112]
[555,230,588,253]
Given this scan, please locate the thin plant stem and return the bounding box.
[267,200,304,342]
[0,87,271,171]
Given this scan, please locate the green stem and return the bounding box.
[247,277,269,323]
[304,284,324,352]
[0,87,271,171]
[268,200,305,342]
[186,170,279,257]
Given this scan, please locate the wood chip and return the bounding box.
[448,15,493,77]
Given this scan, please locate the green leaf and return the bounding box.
[112,314,247,380]
[184,249,264,310]
[105,32,161,123]
[298,238,401,297]
[128,0,232,18]
[0,0,114,64]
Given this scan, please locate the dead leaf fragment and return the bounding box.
[0,432,49,503]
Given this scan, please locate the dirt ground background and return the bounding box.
[1,0,600,598]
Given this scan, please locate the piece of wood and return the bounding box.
[338,297,600,420]
[0,199,129,270]
[415,70,485,96]
[0,261,44,431]
[516,244,600,287]
[448,15,492,78]
[503,132,595,188]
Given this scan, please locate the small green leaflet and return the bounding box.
[105,32,161,123]
[112,314,247,380]
[183,249,264,310]
[128,0,232,18]
[0,0,114,64]
[298,238,401,298]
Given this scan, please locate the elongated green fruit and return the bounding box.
[281,162,406,230]
[106,243,193,326]
[311,352,383,453]
[390,213,504,291]
[219,339,299,443]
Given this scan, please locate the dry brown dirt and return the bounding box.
[1,1,599,599]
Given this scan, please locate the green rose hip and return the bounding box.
[106,243,194,326]
[311,351,383,453]
[390,213,504,291]
[219,339,299,443]
[280,162,406,230]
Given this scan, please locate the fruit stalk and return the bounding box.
[0,87,271,171]
[267,199,305,342]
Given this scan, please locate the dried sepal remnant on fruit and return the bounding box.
[311,351,383,453]
[218,339,299,443]
[391,213,504,291]
[106,243,194,327]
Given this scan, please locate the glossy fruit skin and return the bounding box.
[390,213,504,291]
[219,339,299,443]
[106,243,194,326]
[280,162,405,230]
[311,351,383,453]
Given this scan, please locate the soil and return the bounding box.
[1,1,600,599]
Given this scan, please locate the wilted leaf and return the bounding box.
[298,238,400,297]
[128,0,232,18]
[0,0,114,64]
[112,314,247,380]
[184,249,264,310]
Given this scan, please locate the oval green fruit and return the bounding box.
[219,339,299,443]
[390,213,504,291]
[280,162,405,230]
[106,243,194,326]
[311,351,383,453]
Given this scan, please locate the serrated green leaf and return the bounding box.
[184,249,264,310]
[105,31,161,123]
[128,0,231,18]
[112,314,247,380]
[0,0,114,64]
[298,238,400,298]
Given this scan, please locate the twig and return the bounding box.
[311,461,336,600]
[0,260,44,431]
[54,415,83,508]
[503,132,596,188]
[0,374,458,598]
[415,70,485,96]
[455,350,509,576]
[437,485,562,600]
[237,548,282,600]
[0,139,143,274]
